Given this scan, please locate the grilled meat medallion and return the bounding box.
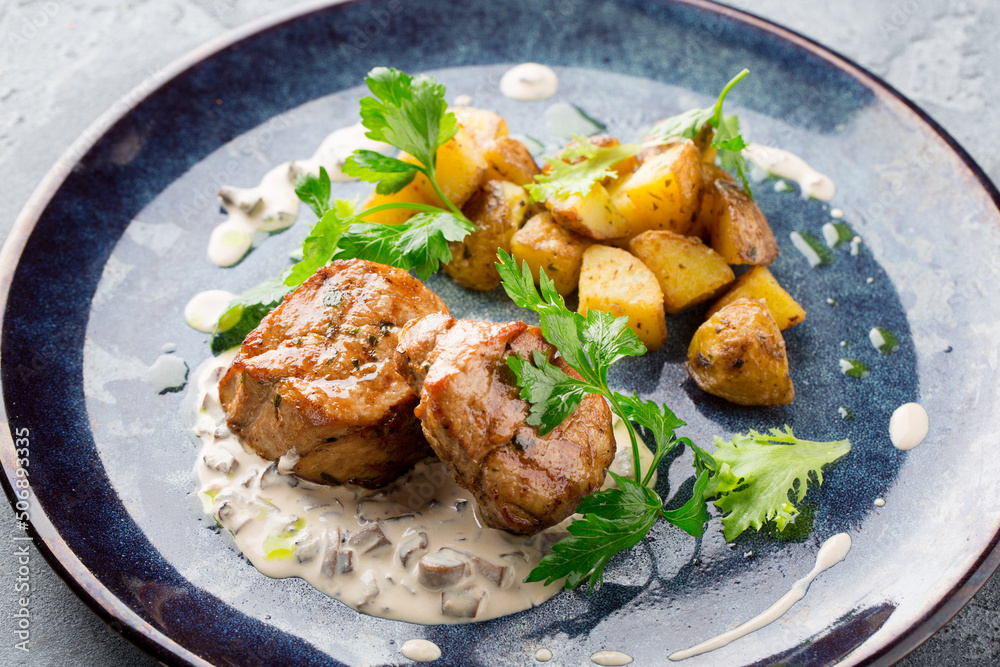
[218,259,448,488]
[398,313,616,535]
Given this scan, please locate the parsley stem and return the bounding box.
[350,201,454,220]
[606,393,644,484]
[417,164,469,221]
[711,68,749,126]
[642,439,673,488]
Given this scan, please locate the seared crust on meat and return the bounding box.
[218,259,448,488]
[398,315,615,534]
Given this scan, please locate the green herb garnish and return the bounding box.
[869,327,899,355]
[497,251,851,591]
[211,275,293,355]
[705,427,851,540]
[212,67,476,345]
[648,69,753,197]
[839,358,870,378]
[790,230,834,267]
[262,517,306,561]
[526,138,645,204]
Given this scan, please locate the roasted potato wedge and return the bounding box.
[689,163,736,239]
[443,181,529,291]
[548,184,630,240]
[708,180,779,265]
[452,107,508,148]
[707,266,805,330]
[578,245,667,351]
[510,212,594,295]
[686,298,794,405]
[361,126,487,224]
[608,139,702,237]
[484,137,540,186]
[629,231,735,315]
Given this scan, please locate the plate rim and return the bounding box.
[1,0,998,665]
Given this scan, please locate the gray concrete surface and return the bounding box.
[0,0,997,664]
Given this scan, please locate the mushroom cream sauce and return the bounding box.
[193,350,653,624]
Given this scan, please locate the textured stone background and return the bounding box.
[0,0,997,664]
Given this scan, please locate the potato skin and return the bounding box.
[443,180,528,291]
[709,180,780,265]
[547,184,630,240]
[690,163,735,239]
[452,107,509,147]
[510,211,593,295]
[686,298,794,405]
[484,137,540,186]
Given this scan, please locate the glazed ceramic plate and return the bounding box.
[3,1,999,665]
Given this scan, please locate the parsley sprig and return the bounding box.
[648,69,754,197]
[497,252,850,592]
[212,67,475,348]
[497,251,711,590]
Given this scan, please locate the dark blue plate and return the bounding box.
[2,1,999,665]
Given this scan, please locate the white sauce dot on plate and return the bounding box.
[874,498,886,507]
[535,648,553,662]
[207,218,254,267]
[591,650,633,666]
[401,639,441,662]
[145,352,188,394]
[500,63,559,100]
[889,402,929,450]
[184,290,236,333]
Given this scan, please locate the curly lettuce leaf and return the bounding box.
[706,426,851,540]
[526,138,644,203]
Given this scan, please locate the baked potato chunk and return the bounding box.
[484,137,540,186]
[629,230,735,315]
[510,212,594,295]
[361,126,487,224]
[578,245,667,351]
[548,184,630,240]
[443,181,528,290]
[707,180,780,265]
[452,107,508,148]
[707,266,806,330]
[686,298,794,405]
[608,139,703,237]
[690,163,736,239]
